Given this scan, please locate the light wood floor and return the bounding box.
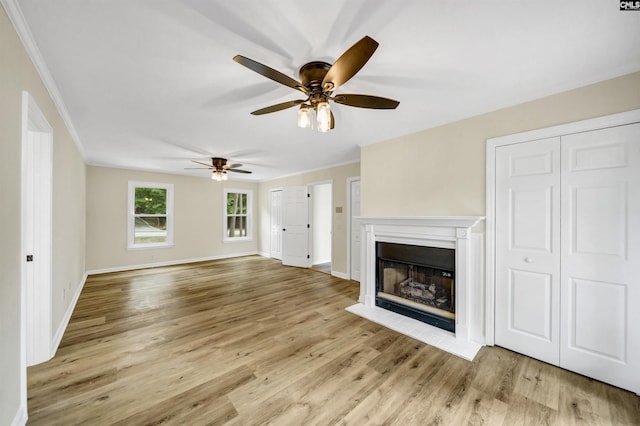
[27,255,639,425]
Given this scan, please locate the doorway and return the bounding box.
[309,182,332,274]
[348,177,361,281]
[270,189,283,260]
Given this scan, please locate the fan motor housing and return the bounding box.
[299,61,331,89]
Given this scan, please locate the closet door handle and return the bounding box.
[524,257,534,263]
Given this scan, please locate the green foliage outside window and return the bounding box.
[135,187,167,214]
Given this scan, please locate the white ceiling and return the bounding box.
[13,0,640,181]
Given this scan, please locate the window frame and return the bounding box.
[127,181,174,250]
[223,188,253,243]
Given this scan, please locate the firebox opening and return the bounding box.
[376,242,455,333]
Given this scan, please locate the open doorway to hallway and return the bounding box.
[309,182,332,274]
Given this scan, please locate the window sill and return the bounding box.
[223,237,253,243]
[127,243,175,250]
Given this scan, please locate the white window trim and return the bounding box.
[223,188,253,243]
[128,181,174,250]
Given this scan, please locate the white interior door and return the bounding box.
[350,179,361,282]
[22,91,53,367]
[282,186,310,268]
[559,123,640,393]
[270,189,283,260]
[495,137,561,365]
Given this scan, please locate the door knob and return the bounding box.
[282,228,286,231]
[524,257,534,263]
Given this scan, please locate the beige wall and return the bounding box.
[257,162,361,276]
[86,166,259,271]
[0,5,86,423]
[361,72,640,216]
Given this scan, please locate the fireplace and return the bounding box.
[346,216,485,360]
[376,242,455,332]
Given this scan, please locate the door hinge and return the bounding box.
[26,255,34,262]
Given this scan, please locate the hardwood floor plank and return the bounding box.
[26,256,640,425]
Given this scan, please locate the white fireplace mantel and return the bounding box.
[347,216,485,360]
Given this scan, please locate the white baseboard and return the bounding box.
[11,405,27,426]
[85,251,259,275]
[258,251,270,258]
[51,272,88,356]
[331,270,349,280]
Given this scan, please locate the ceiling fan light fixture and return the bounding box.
[297,104,311,128]
[212,169,227,181]
[316,101,331,132]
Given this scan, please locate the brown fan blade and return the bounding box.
[233,55,307,94]
[251,99,306,115]
[227,169,252,174]
[224,163,243,169]
[191,160,214,167]
[321,36,378,92]
[330,110,335,130]
[332,94,399,109]
[184,167,212,170]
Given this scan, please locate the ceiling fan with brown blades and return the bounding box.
[186,157,252,181]
[233,36,399,132]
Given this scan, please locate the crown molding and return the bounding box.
[2,0,85,159]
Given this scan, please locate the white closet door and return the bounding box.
[560,123,640,393]
[495,137,561,365]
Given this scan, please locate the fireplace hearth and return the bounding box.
[376,242,456,332]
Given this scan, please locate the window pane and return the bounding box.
[134,215,167,244]
[227,215,247,238]
[227,193,238,215]
[135,187,167,214]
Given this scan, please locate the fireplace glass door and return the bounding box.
[376,242,455,332]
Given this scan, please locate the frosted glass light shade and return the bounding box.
[316,102,331,132]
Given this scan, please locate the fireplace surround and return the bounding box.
[347,216,485,360]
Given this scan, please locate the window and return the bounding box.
[224,189,252,242]
[128,181,173,249]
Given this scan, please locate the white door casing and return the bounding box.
[495,137,561,366]
[270,189,283,260]
[349,178,361,281]
[559,123,640,393]
[281,186,310,268]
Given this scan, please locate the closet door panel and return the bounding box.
[560,123,640,394]
[495,137,561,365]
